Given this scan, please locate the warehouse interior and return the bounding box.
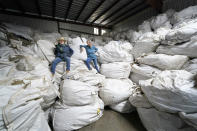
[0,0,197,131]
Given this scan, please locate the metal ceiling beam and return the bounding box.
[110,4,150,26]
[105,0,146,25]
[83,0,106,23]
[99,0,135,24]
[75,0,90,21]
[90,0,119,24]
[15,0,25,13]
[65,0,73,19]
[35,0,41,15]
[0,9,111,29]
[52,0,56,17]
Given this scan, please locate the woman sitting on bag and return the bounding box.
[80,40,100,73]
[51,37,73,76]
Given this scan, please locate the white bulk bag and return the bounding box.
[157,35,197,57]
[60,80,99,106]
[70,37,87,60]
[52,99,104,131]
[137,108,195,131]
[3,99,51,131]
[137,53,188,70]
[37,40,55,62]
[99,79,136,106]
[129,87,152,108]
[171,5,197,25]
[140,70,197,113]
[98,41,133,64]
[162,19,197,45]
[109,100,135,113]
[4,23,33,40]
[100,62,131,79]
[0,108,6,131]
[150,13,171,30]
[34,32,61,43]
[131,64,161,79]
[154,27,172,41]
[126,30,141,42]
[182,59,197,75]
[0,46,15,60]
[138,21,152,33]
[132,40,159,58]
[130,64,161,84]
[179,112,197,129]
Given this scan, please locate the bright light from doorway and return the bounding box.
[94,28,99,35]
[101,29,106,35]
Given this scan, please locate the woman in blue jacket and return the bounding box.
[51,37,73,76]
[80,40,100,73]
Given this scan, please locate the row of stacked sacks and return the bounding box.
[0,5,197,131]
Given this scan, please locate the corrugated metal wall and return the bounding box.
[113,0,197,32]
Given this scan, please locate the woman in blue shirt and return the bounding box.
[80,40,100,73]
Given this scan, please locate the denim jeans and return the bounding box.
[85,57,100,73]
[51,57,70,74]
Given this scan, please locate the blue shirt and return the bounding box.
[80,45,98,59]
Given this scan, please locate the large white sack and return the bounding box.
[60,59,105,86]
[70,37,87,60]
[150,13,171,30]
[129,87,152,108]
[100,62,131,79]
[130,64,161,84]
[3,99,51,131]
[182,59,197,75]
[137,108,195,131]
[52,99,104,131]
[157,35,197,57]
[99,79,136,106]
[22,76,59,109]
[109,100,135,113]
[137,32,160,42]
[34,32,61,43]
[37,40,55,62]
[137,53,189,70]
[126,30,141,43]
[98,41,133,64]
[171,5,197,25]
[60,79,99,106]
[131,64,161,79]
[162,19,197,45]
[132,40,159,58]
[140,70,197,113]
[154,27,172,41]
[179,112,197,129]
[138,21,152,33]
[3,23,33,40]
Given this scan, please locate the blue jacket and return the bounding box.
[54,44,73,59]
[80,45,98,59]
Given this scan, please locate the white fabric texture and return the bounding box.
[137,53,189,70]
[60,79,99,106]
[100,62,131,79]
[99,79,136,106]
[139,70,197,113]
[137,108,195,131]
[109,100,135,113]
[157,35,197,57]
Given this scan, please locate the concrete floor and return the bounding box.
[78,109,147,131]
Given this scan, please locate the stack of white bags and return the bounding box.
[1,5,197,131]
